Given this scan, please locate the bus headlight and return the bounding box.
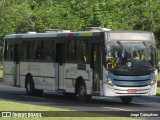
[106,80,112,85]
[150,79,157,86]
[104,78,113,86]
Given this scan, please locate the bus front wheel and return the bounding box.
[120,96,133,103]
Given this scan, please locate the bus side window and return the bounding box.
[35,49,41,59]
[35,41,42,60]
[82,41,88,62]
[76,40,82,62]
[14,44,21,63]
[28,41,42,60]
[91,45,97,68]
[67,40,75,61]
[67,40,88,63]
[5,42,14,60]
[42,40,55,61]
[29,41,35,60]
[22,41,29,61]
[75,40,88,62]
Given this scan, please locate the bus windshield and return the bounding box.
[105,41,156,75]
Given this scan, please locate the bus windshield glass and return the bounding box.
[105,41,156,74]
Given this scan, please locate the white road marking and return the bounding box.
[103,106,133,111]
[21,95,47,100]
[97,97,119,100]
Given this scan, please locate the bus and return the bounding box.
[3,27,158,103]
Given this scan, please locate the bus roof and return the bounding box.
[4,31,102,39]
[4,30,155,43]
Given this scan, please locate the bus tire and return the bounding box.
[25,75,36,95]
[77,81,92,102]
[120,96,133,103]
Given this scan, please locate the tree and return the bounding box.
[0,0,160,44]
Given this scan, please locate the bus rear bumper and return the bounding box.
[103,83,157,97]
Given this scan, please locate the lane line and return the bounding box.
[97,97,115,99]
[21,95,47,100]
[103,106,133,111]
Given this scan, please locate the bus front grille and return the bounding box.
[112,79,150,87]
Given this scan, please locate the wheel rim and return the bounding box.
[79,85,86,96]
[27,81,31,92]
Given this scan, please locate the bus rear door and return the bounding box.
[13,44,21,87]
[4,41,21,87]
[55,43,65,90]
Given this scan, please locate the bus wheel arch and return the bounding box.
[75,76,84,94]
[25,73,35,95]
[75,77,92,102]
[25,73,43,96]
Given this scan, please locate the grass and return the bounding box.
[0,101,137,120]
[0,69,3,79]
[0,64,2,79]
[156,73,160,95]
[157,87,160,96]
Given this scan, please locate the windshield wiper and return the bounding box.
[143,41,148,47]
[117,41,129,54]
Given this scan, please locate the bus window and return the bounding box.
[75,40,88,62]
[42,40,55,61]
[67,40,88,63]
[82,41,88,62]
[29,41,42,60]
[5,42,14,60]
[67,40,75,61]
[14,44,21,63]
[76,40,83,61]
[35,41,42,60]
[22,41,29,61]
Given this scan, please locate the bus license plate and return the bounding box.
[128,89,137,93]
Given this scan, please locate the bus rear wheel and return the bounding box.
[26,76,36,95]
[26,76,43,96]
[120,96,133,103]
[77,81,92,102]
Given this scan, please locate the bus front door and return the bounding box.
[91,44,102,93]
[55,43,65,90]
[13,44,20,87]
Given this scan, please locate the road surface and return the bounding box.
[0,81,160,119]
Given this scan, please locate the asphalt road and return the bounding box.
[0,81,160,119]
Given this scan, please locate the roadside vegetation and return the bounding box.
[157,72,160,95]
[0,0,160,47]
[0,70,2,79]
[0,64,3,79]
[0,101,137,120]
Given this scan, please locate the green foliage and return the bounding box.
[0,0,160,45]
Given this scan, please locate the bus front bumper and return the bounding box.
[103,83,157,97]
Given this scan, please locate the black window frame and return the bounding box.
[4,41,14,61]
[66,39,89,64]
[42,39,55,62]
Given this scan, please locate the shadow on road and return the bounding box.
[0,90,150,108]
[0,82,160,110]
